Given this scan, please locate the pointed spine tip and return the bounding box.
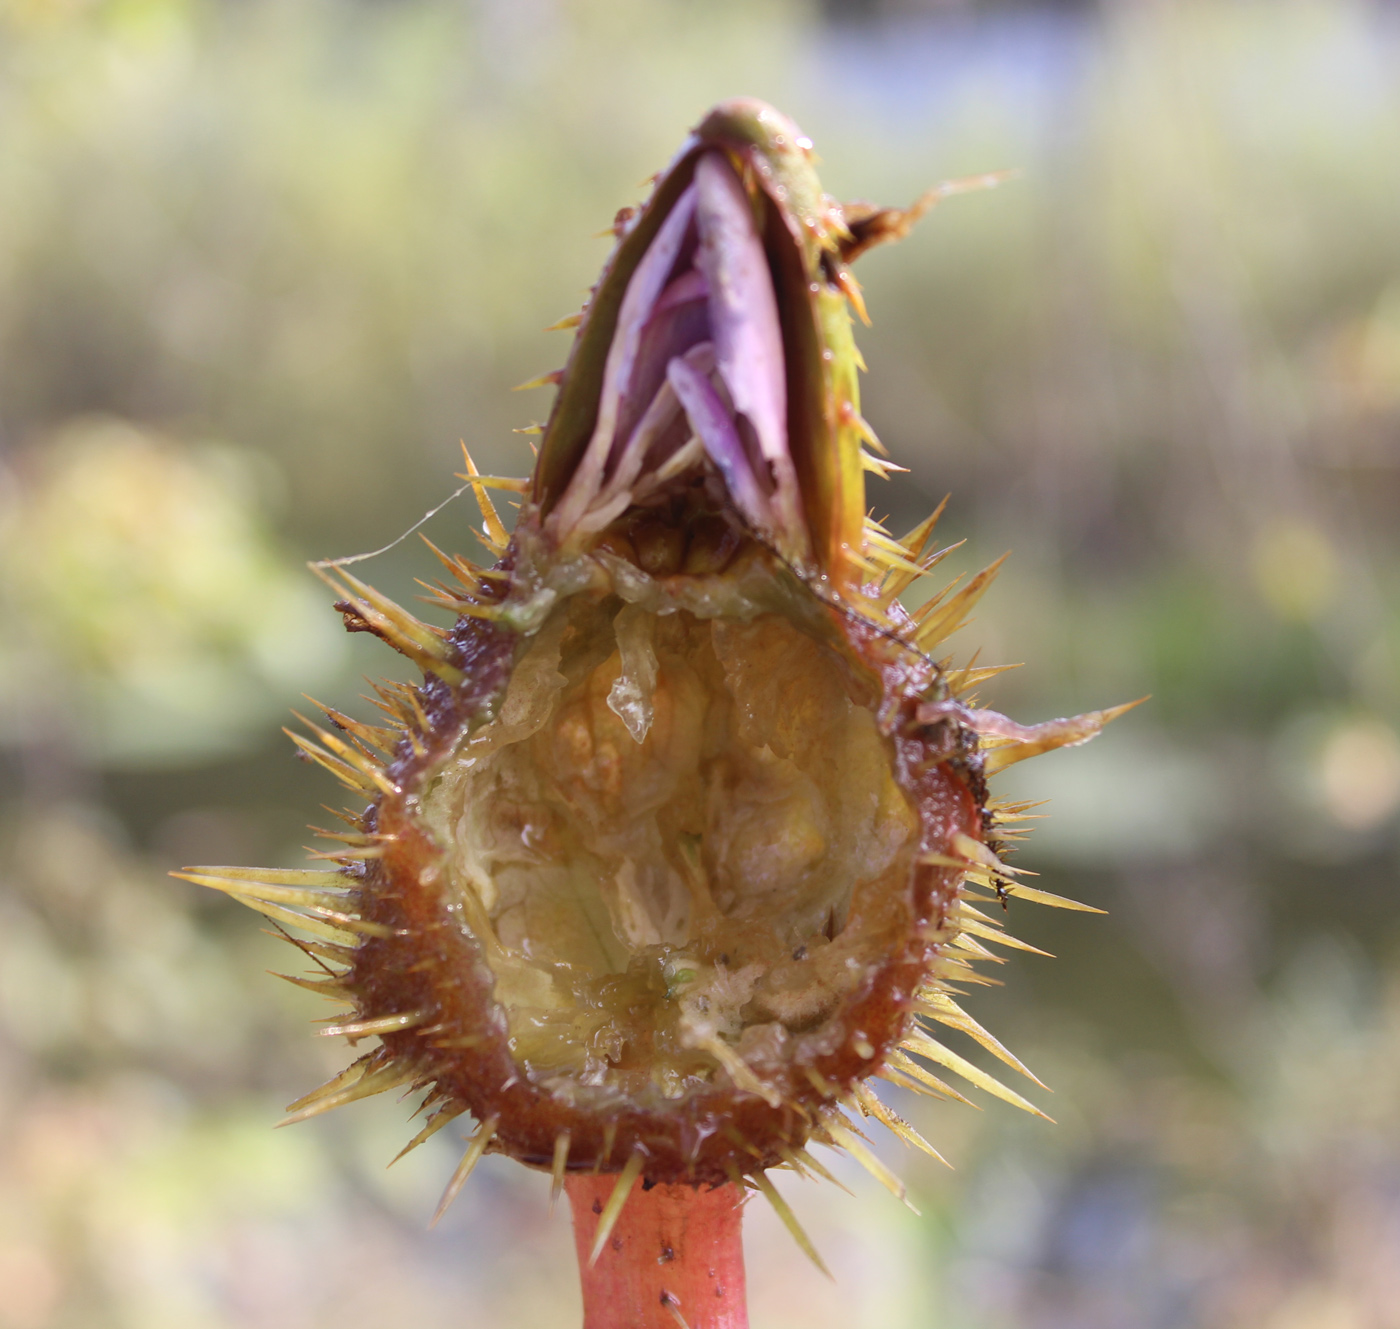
[588,1150,646,1266]
[549,1130,571,1216]
[735,1163,832,1279]
[431,1117,498,1228]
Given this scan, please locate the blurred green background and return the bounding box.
[1,0,1398,1325]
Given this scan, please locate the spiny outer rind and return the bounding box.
[330,570,986,1188]
[234,531,1119,1187]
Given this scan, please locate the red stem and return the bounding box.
[565,1176,748,1329]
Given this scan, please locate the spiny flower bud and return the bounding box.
[179,99,1135,1263]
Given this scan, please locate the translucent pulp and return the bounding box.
[421,595,919,1105]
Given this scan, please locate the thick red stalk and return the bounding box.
[565,1176,748,1329]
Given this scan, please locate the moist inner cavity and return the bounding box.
[421,596,918,1098]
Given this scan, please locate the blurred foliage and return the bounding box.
[0,0,1397,1326]
[0,418,344,763]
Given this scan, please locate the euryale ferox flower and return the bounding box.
[180,99,1134,1259]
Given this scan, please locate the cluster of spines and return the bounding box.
[309,446,527,658]
[840,496,1019,678]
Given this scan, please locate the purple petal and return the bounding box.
[603,185,699,429]
[551,184,698,535]
[582,345,718,533]
[613,267,710,460]
[693,153,807,552]
[666,355,769,530]
[653,267,708,316]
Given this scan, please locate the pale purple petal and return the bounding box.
[613,267,710,456]
[550,184,698,537]
[582,344,718,532]
[652,267,708,316]
[603,185,699,430]
[666,355,769,530]
[693,152,806,552]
